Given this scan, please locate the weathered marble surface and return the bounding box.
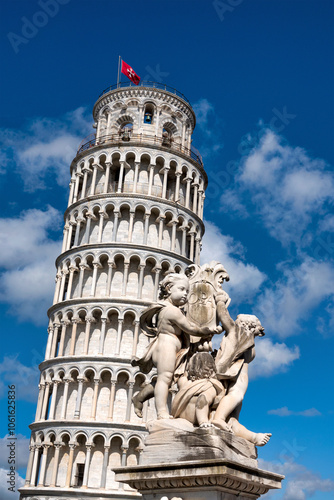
[141,418,258,468]
[115,458,284,500]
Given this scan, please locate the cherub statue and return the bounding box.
[171,352,225,428]
[212,314,272,446]
[132,273,222,420]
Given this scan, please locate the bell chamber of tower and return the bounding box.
[20,82,208,500]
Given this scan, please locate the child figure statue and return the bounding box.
[132,273,222,420]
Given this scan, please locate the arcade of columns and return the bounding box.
[20,82,208,500]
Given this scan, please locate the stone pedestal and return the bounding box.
[115,458,284,499]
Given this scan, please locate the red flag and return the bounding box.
[121,60,140,85]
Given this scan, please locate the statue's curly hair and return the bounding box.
[158,273,189,300]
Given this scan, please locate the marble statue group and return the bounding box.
[132,261,271,448]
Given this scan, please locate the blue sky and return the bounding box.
[0,0,334,498]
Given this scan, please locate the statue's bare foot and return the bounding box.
[253,433,272,446]
[199,422,216,428]
[132,394,143,418]
[157,411,173,420]
[211,419,233,433]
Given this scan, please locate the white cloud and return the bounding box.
[221,129,334,248]
[0,207,62,324]
[0,107,92,191]
[0,468,25,500]
[201,220,267,303]
[0,357,40,402]
[268,406,321,417]
[255,257,334,337]
[260,459,334,500]
[0,435,30,469]
[249,338,300,379]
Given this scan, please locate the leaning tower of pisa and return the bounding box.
[20,81,207,500]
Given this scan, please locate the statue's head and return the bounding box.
[235,314,265,337]
[159,273,189,306]
[187,352,217,381]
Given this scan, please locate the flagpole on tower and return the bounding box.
[117,56,121,88]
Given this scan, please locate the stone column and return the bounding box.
[112,211,119,241]
[132,320,140,358]
[24,445,35,486]
[30,445,41,486]
[117,161,125,193]
[35,384,45,421]
[127,211,135,242]
[58,270,68,302]
[181,226,187,257]
[69,319,79,355]
[90,262,101,296]
[137,264,145,299]
[72,172,82,203]
[68,178,75,206]
[65,442,77,487]
[133,161,140,192]
[200,192,205,218]
[143,213,150,245]
[98,317,107,355]
[82,443,94,488]
[66,222,75,250]
[83,317,93,355]
[181,120,186,148]
[192,182,199,213]
[90,378,100,419]
[175,172,181,201]
[100,445,110,488]
[148,164,155,195]
[53,273,61,305]
[97,211,106,243]
[153,267,161,301]
[50,323,60,358]
[103,162,112,193]
[108,380,116,420]
[106,262,114,296]
[80,167,90,199]
[66,266,76,300]
[83,214,93,245]
[189,231,195,262]
[50,441,62,487]
[37,443,51,486]
[115,318,124,356]
[40,382,50,420]
[171,220,177,252]
[45,326,54,360]
[77,264,88,297]
[60,379,70,419]
[185,177,192,208]
[162,167,169,198]
[48,380,60,420]
[61,224,69,253]
[73,218,83,247]
[158,217,165,248]
[58,321,68,357]
[121,262,129,296]
[121,446,128,466]
[125,382,134,422]
[90,163,99,196]
[74,377,85,418]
